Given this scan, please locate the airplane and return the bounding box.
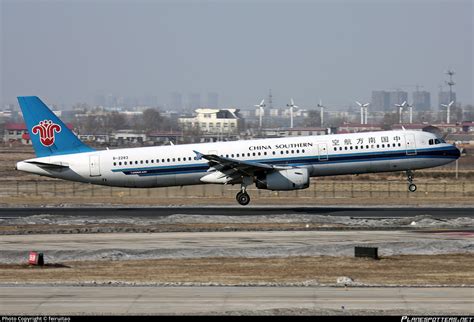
[16,96,461,205]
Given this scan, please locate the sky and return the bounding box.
[1,0,472,109]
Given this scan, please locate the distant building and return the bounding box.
[113,130,147,145]
[3,123,30,144]
[412,91,431,111]
[462,121,474,133]
[438,91,456,108]
[260,127,327,138]
[147,131,184,145]
[389,90,408,109]
[178,108,242,134]
[337,123,384,133]
[371,91,390,112]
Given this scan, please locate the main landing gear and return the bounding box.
[236,190,250,206]
[406,170,417,192]
[236,176,252,206]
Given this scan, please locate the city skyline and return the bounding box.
[1,0,472,108]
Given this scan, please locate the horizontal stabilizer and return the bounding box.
[25,161,69,169]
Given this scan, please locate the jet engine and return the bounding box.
[256,168,310,190]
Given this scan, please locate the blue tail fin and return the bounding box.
[17,96,95,157]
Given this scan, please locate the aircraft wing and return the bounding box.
[193,150,288,178]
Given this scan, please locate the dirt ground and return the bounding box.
[0,254,472,286]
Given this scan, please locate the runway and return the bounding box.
[0,286,472,314]
[1,206,473,218]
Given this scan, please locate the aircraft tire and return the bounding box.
[408,183,417,192]
[237,192,251,206]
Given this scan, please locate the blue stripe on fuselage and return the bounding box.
[111,145,459,176]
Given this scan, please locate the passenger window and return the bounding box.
[377,145,380,148]
[273,151,276,155]
[286,151,289,154]
[355,146,358,150]
[119,162,122,166]
[258,152,261,156]
[296,150,300,153]
[264,152,267,156]
[124,161,127,165]
[366,145,369,149]
[167,159,170,162]
[345,147,348,150]
[146,160,149,164]
[334,148,337,151]
[302,149,305,153]
[398,143,401,147]
[339,147,342,151]
[281,151,284,154]
[253,153,256,156]
[382,144,385,148]
[350,146,353,150]
[113,162,116,166]
[140,160,144,164]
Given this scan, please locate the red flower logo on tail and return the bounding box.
[32,120,62,147]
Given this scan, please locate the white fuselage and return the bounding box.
[16,130,460,188]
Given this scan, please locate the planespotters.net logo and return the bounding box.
[31,120,62,147]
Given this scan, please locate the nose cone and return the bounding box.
[448,145,461,159]
[453,146,461,159]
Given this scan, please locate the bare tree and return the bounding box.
[142,108,164,131]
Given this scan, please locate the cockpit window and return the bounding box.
[435,139,441,144]
[439,138,446,143]
[429,139,434,145]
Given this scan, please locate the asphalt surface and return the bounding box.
[0,206,473,218]
[1,286,472,314]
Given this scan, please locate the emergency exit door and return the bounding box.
[318,143,328,161]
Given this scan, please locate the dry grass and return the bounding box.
[0,254,472,286]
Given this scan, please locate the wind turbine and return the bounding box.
[441,101,454,124]
[254,99,265,128]
[286,98,298,128]
[356,101,370,125]
[394,101,407,124]
[317,99,326,127]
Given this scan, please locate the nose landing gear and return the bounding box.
[407,170,417,192]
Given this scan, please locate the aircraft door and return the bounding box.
[318,143,328,161]
[89,155,101,177]
[405,134,417,155]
